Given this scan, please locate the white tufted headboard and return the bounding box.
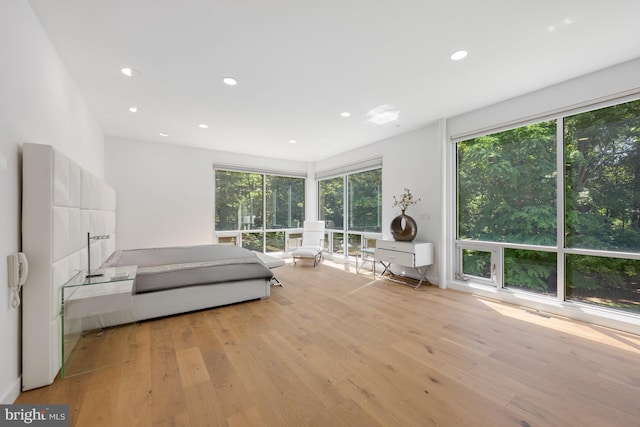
[21,143,116,391]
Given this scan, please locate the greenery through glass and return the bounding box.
[456,98,640,313]
[215,169,305,253]
[564,99,640,312]
[457,121,557,245]
[565,100,640,252]
[462,249,492,279]
[318,177,344,230]
[215,170,264,231]
[566,254,640,313]
[348,169,382,232]
[265,175,304,229]
[504,249,557,296]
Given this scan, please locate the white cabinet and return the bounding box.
[375,240,434,289]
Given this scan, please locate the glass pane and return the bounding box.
[265,176,305,229]
[566,254,640,313]
[318,177,344,229]
[565,99,640,252]
[215,170,263,231]
[288,232,302,251]
[217,236,237,246]
[462,249,492,279]
[504,249,557,296]
[265,231,285,253]
[332,232,344,254]
[348,169,382,232]
[457,121,557,245]
[241,232,263,252]
[347,233,361,257]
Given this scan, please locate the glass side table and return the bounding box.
[61,265,137,377]
[356,247,376,274]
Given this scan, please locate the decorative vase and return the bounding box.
[390,210,417,241]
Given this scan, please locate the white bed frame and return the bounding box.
[22,144,270,390]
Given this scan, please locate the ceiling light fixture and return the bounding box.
[340,112,351,117]
[120,67,140,78]
[289,140,297,144]
[223,77,238,86]
[128,107,138,113]
[159,132,169,137]
[450,50,468,61]
[198,124,208,129]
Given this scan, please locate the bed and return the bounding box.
[21,143,273,390]
[80,244,273,329]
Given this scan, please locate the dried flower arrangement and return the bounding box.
[392,188,420,213]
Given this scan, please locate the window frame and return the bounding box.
[451,94,640,317]
[317,166,383,259]
[214,168,305,253]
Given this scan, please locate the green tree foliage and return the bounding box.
[348,169,382,232]
[564,100,640,311]
[215,170,264,231]
[457,99,640,312]
[457,121,557,245]
[265,176,305,229]
[565,100,640,251]
[318,177,344,229]
[215,171,305,231]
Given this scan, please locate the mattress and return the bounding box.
[102,244,273,294]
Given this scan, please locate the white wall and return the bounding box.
[315,123,443,285]
[105,136,308,250]
[0,1,104,403]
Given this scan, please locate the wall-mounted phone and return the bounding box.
[8,252,29,308]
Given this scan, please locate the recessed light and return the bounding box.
[159,132,169,137]
[450,50,468,61]
[340,112,351,117]
[223,77,238,86]
[120,67,140,78]
[289,140,297,144]
[199,124,208,129]
[128,107,138,113]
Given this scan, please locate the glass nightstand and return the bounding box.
[61,265,137,377]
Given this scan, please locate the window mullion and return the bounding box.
[556,118,566,303]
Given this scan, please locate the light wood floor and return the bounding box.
[16,259,640,426]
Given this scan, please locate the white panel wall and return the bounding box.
[105,137,308,250]
[0,1,103,402]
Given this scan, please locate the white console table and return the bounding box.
[375,240,434,289]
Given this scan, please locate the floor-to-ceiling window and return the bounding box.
[318,166,382,257]
[455,98,640,316]
[215,169,305,253]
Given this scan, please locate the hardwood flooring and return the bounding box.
[16,259,640,426]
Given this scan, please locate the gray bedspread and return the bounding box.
[102,245,273,294]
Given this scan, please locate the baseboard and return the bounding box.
[1,376,21,404]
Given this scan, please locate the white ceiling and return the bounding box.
[28,0,640,162]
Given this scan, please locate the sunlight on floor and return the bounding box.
[475,296,640,354]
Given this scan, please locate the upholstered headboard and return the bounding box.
[22,143,116,391]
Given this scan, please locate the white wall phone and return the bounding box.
[7,252,29,308]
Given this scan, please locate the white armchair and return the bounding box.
[291,221,325,267]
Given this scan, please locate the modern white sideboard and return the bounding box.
[375,239,434,289]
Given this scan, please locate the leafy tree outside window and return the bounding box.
[318,168,382,255]
[456,98,640,314]
[215,169,304,252]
